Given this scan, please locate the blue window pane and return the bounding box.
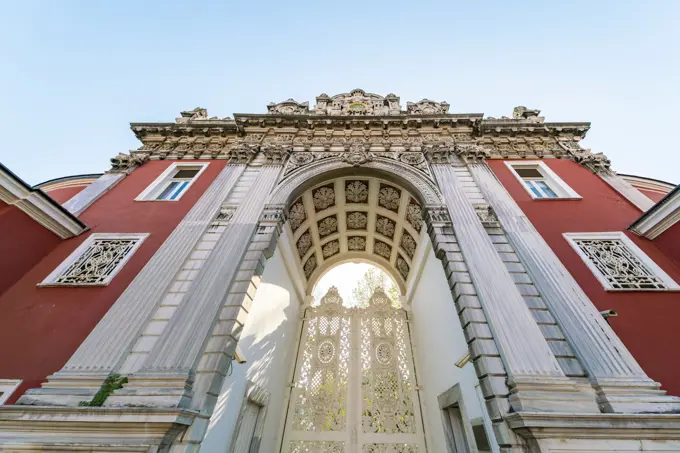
[536,181,558,198]
[525,181,543,198]
[169,181,189,200]
[157,181,181,200]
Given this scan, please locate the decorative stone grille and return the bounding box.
[573,238,667,290]
[54,237,142,285]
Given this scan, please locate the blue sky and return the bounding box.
[1,1,678,185]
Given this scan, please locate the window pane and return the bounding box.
[157,181,181,200]
[169,181,190,200]
[515,167,543,178]
[536,181,558,198]
[525,181,544,198]
[173,168,200,179]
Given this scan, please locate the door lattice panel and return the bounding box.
[282,287,426,453]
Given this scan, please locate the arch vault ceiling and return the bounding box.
[287,177,424,288]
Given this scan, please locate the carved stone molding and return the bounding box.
[224,143,259,164]
[474,203,500,228]
[424,205,451,227]
[423,143,453,164]
[108,152,149,174]
[406,99,450,115]
[259,144,292,165]
[561,141,612,173]
[267,99,310,115]
[455,143,491,164]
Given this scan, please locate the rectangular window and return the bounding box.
[40,233,148,286]
[136,162,208,202]
[564,232,680,291]
[0,380,22,405]
[230,382,269,453]
[505,161,581,200]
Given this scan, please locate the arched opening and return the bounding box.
[280,262,427,453]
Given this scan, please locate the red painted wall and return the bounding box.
[0,202,61,297]
[0,160,225,403]
[638,188,668,203]
[42,185,87,204]
[654,221,680,266]
[489,159,680,396]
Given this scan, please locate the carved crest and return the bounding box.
[314,89,401,116]
[267,99,310,115]
[406,99,450,115]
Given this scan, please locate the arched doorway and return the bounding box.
[281,276,426,453]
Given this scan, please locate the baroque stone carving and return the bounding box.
[455,143,491,164]
[400,230,416,258]
[565,146,612,173]
[322,240,340,258]
[303,255,317,279]
[425,205,451,226]
[406,99,450,115]
[474,204,500,228]
[375,215,396,239]
[345,180,369,203]
[348,236,366,251]
[342,143,372,167]
[109,153,149,174]
[378,185,401,212]
[373,240,392,260]
[317,216,338,237]
[312,185,336,211]
[405,201,422,232]
[396,256,410,280]
[260,144,292,165]
[512,106,544,123]
[224,143,258,164]
[267,98,310,115]
[178,107,208,122]
[297,231,313,258]
[288,199,306,232]
[314,89,401,116]
[347,212,368,230]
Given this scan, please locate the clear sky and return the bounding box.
[1,1,678,185]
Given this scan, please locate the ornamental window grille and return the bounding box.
[136,162,208,201]
[41,233,148,286]
[564,232,679,291]
[281,287,426,453]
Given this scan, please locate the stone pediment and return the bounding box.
[313,89,402,116]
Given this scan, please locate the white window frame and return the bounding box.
[563,231,680,291]
[135,162,209,202]
[505,160,581,200]
[0,379,22,405]
[39,233,149,287]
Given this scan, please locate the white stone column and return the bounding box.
[431,162,598,413]
[468,162,680,413]
[117,165,282,407]
[19,164,247,406]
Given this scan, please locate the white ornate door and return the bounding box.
[282,288,426,453]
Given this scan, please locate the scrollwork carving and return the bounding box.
[109,152,149,174]
[406,99,450,115]
[267,98,310,115]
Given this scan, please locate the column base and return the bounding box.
[594,378,680,413]
[506,411,680,452]
[16,371,108,407]
[0,405,195,451]
[508,376,600,413]
[105,371,193,408]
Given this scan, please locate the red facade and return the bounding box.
[488,159,680,396]
[0,160,225,403]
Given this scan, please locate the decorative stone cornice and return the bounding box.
[259,143,292,165]
[558,139,611,173]
[423,143,453,164]
[454,143,490,164]
[108,152,149,174]
[224,143,259,164]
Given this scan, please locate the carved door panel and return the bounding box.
[281,288,426,453]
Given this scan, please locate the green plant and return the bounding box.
[78,374,128,407]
